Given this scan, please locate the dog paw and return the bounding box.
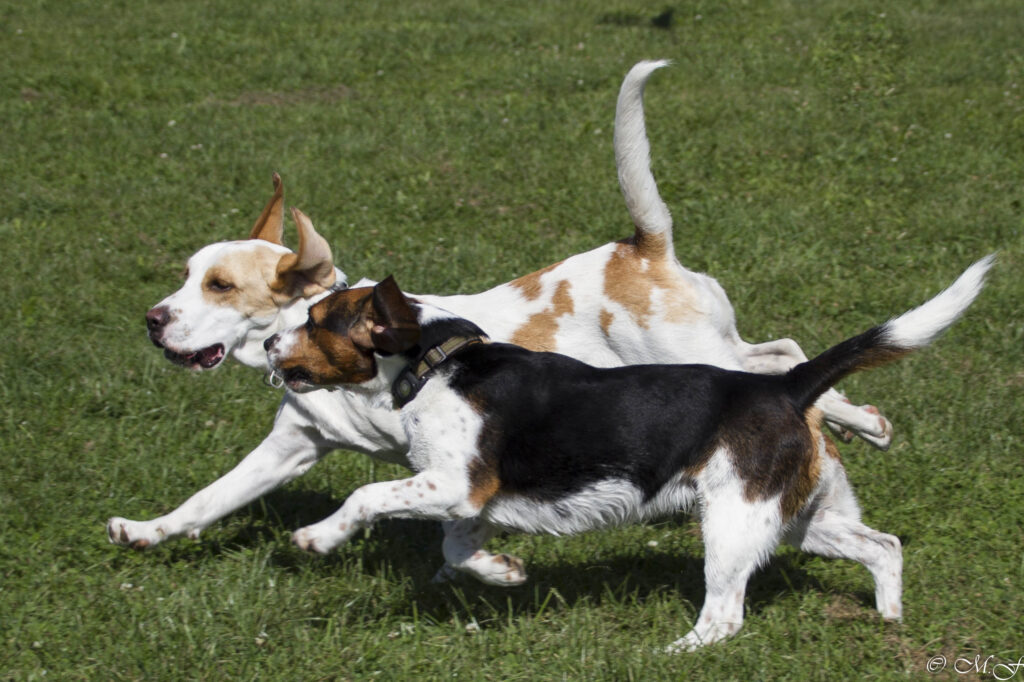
[665,625,736,653]
[106,517,164,549]
[857,407,894,450]
[461,552,528,587]
[825,421,856,443]
[492,553,528,585]
[292,525,342,555]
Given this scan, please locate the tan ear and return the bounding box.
[272,207,336,297]
[367,276,421,354]
[248,173,284,244]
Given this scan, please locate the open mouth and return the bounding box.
[277,366,315,392]
[162,344,226,370]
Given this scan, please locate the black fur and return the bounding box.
[402,314,907,510]
[448,341,799,503]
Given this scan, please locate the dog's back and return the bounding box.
[422,254,993,534]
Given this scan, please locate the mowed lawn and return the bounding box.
[2,0,1022,679]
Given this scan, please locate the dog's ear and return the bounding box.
[352,276,421,355]
[272,207,336,297]
[249,173,285,244]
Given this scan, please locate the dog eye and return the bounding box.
[207,279,234,292]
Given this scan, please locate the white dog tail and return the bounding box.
[785,255,994,412]
[615,60,674,258]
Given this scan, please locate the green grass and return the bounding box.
[1,0,1022,679]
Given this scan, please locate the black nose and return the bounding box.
[264,334,279,351]
[146,306,170,333]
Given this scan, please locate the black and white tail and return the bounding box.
[786,256,994,412]
[615,60,674,258]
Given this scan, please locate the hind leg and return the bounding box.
[667,493,783,652]
[434,519,527,586]
[786,505,902,620]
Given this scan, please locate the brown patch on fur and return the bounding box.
[273,288,379,386]
[467,458,500,510]
[724,400,820,520]
[248,173,284,244]
[270,208,336,297]
[633,229,669,258]
[602,238,697,329]
[779,408,826,520]
[823,433,843,462]
[508,260,563,301]
[858,346,913,370]
[201,246,290,315]
[599,309,614,337]
[509,279,575,351]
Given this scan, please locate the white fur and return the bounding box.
[484,478,699,536]
[882,255,993,349]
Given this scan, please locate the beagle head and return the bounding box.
[265,277,421,392]
[145,174,342,371]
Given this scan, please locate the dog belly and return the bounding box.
[482,477,698,536]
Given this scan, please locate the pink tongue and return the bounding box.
[188,345,224,368]
[199,345,224,368]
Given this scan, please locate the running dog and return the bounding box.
[109,61,892,584]
[265,256,990,649]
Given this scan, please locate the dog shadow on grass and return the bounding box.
[148,485,888,627]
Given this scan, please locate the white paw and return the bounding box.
[665,624,736,653]
[106,517,166,549]
[827,405,894,450]
[464,553,528,587]
[292,524,345,554]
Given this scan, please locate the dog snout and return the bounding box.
[264,334,280,352]
[146,306,170,343]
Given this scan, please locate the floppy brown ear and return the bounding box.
[249,173,285,244]
[367,276,421,355]
[272,207,337,297]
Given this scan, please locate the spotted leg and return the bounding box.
[292,470,476,555]
[786,508,903,621]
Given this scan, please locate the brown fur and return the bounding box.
[201,247,292,315]
[277,290,379,385]
[508,261,563,301]
[248,173,285,244]
[779,408,826,520]
[270,208,336,296]
[719,397,819,521]
[599,309,614,337]
[467,458,501,510]
[509,280,575,350]
[602,238,697,329]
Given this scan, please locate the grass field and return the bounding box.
[2,0,1022,679]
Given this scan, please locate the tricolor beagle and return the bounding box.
[265,256,989,649]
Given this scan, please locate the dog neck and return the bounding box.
[389,305,489,408]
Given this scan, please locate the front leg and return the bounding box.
[293,471,475,554]
[107,404,327,548]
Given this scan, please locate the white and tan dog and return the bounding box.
[108,61,892,584]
